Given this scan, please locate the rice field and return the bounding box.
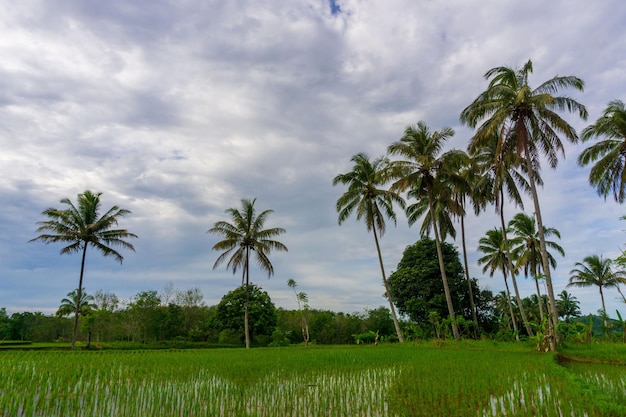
[1,342,625,416]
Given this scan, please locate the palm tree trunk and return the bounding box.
[499,199,534,337]
[244,247,251,349]
[372,226,404,342]
[72,243,88,350]
[617,285,626,304]
[599,286,608,334]
[534,276,546,323]
[460,214,479,337]
[428,193,460,341]
[303,317,310,347]
[523,144,557,350]
[502,272,519,340]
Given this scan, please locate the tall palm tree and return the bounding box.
[405,187,456,241]
[477,228,520,339]
[208,198,287,348]
[578,99,626,203]
[287,279,310,346]
[388,121,468,341]
[333,153,406,342]
[31,190,137,349]
[461,59,588,350]
[568,255,626,331]
[470,132,537,337]
[509,212,564,323]
[451,154,489,335]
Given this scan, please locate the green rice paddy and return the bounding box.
[1,341,624,416]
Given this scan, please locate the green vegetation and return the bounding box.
[1,342,625,416]
[388,237,495,338]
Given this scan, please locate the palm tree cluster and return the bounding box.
[477,212,564,340]
[333,59,626,349]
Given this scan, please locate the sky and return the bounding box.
[1,0,625,319]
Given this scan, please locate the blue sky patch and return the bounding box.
[329,0,341,15]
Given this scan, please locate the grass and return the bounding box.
[559,342,626,364]
[1,341,625,416]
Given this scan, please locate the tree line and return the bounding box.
[0,267,602,347]
[0,283,425,346]
[6,234,625,346]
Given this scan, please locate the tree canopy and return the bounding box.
[216,284,277,345]
[387,237,494,333]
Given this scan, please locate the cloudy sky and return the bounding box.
[1,0,625,319]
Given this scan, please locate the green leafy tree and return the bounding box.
[308,310,364,344]
[461,60,587,350]
[30,190,137,349]
[364,307,396,340]
[208,198,287,348]
[216,284,277,346]
[8,312,68,342]
[387,237,485,336]
[91,290,120,343]
[568,255,626,331]
[0,308,12,340]
[333,152,406,342]
[578,100,626,202]
[127,290,162,343]
[175,287,206,336]
[388,122,468,341]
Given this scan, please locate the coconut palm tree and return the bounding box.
[405,187,457,240]
[287,279,310,346]
[509,212,564,323]
[494,290,515,330]
[556,290,581,322]
[450,154,490,335]
[57,289,97,348]
[477,228,520,339]
[461,59,588,350]
[470,132,537,337]
[31,190,137,349]
[568,255,626,331]
[388,121,468,341]
[208,198,287,348]
[578,99,626,203]
[56,289,96,318]
[333,153,406,342]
